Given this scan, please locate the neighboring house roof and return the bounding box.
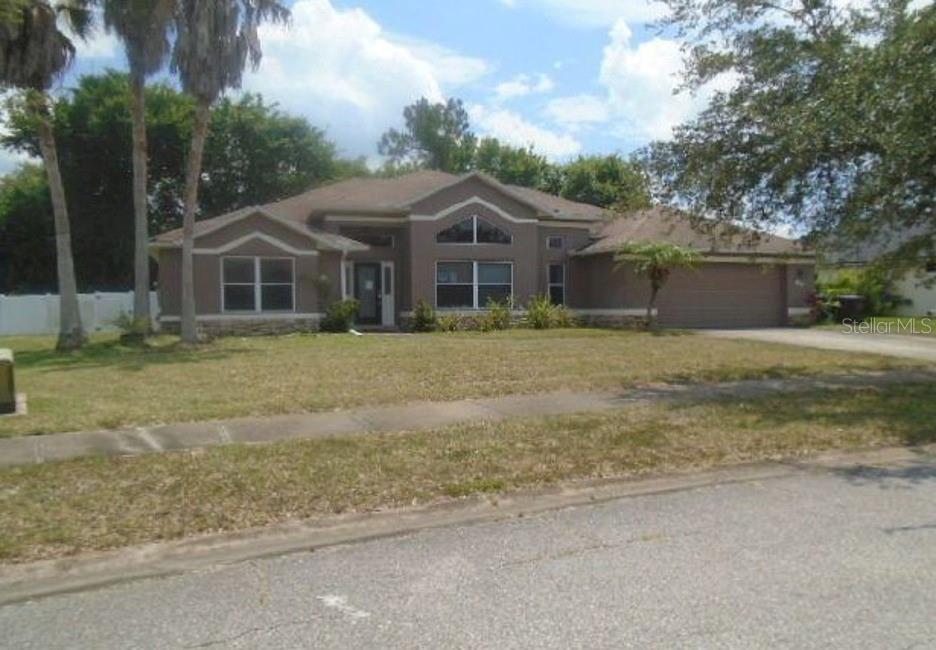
[820,224,933,266]
[575,207,813,258]
[151,206,367,252]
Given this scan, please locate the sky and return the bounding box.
[0,0,743,174]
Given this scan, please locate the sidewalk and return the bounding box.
[1,369,931,467]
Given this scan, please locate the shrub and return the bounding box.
[526,294,555,329]
[411,299,437,332]
[817,267,904,321]
[479,297,512,332]
[113,312,150,345]
[320,299,360,332]
[437,314,463,332]
[552,305,577,328]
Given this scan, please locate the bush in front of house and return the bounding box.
[437,314,463,332]
[816,267,905,321]
[524,294,578,329]
[478,298,512,332]
[525,294,555,329]
[412,299,437,332]
[320,299,360,332]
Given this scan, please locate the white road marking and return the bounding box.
[316,595,371,621]
[217,424,232,443]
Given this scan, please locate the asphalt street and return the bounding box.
[2,455,935,649]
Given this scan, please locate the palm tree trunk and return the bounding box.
[130,72,151,335]
[34,95,85,351]
[180,100,211,344]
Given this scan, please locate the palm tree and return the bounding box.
[614,242,700,326]
[171,0,289,343]
[0,0,91,350]
[101,0,174,338]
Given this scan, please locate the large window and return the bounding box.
[436,261,513,309]
[222,257,295,313]
[436,216,511,245]
[548,263,565,306]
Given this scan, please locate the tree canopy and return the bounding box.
[645,0,935,261]
[379,97,652,210]
[378,97,477,173]
[0,70,361,292]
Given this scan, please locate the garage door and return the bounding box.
[657,263,785,328]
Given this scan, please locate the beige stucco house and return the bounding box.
[150,170,816,334]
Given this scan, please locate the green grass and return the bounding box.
[0,328,922,437]
[1,382,933,563]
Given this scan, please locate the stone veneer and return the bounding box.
[159,317,321,338]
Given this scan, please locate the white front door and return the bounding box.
[380,261,395,326]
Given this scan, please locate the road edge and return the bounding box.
[1,443,933,607]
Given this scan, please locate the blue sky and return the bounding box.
[1,0,731,174]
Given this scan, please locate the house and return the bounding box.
[821,227,936,317]
[150,170,816,335]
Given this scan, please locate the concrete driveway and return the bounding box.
[703,327,936,362]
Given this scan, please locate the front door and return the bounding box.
[353,263,382,325]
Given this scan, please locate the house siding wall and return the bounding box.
[155,215,342,323]
[409,201,540,308]
[409,176,539,219]
[570,254,817,327]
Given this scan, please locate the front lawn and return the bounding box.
[0,329,922,437]
[1,382,933,562]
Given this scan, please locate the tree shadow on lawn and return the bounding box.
[13,339,251,374]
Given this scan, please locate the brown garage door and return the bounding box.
[657,263,785,328]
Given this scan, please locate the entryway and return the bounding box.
[351,261,395,327]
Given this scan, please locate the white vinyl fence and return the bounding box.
[0,292,159,336]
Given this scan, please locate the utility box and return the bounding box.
[0,349,14,415]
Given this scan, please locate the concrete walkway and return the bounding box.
[2,369,932,468]
[703,327,936,362]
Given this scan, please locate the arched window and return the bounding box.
[436,215,511,244]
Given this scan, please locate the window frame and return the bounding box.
[547,263,566,306]
[436,215,512,245]
[547,235,563,250]
[435,260,514,310]
[221,255,296,314]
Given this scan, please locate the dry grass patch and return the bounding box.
[0,329,922,437]
[1,382,934,563]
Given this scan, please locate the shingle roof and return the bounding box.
[575,207,813,258]
[152,170,612,245]
[151,206,367,251]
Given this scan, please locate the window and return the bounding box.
[927,261,936,274]
[222,257,294,313]
[340,228,394,248]
[436,261,513,308]
[548,263,565,306]
[547,235,563,250]
[436,216,511,245]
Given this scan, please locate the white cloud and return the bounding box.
[243,0,490,159]
[499,0,666,28]
[468,104,581,160]
[493,73,555,101]
[540,20,734,144]
[544,94,609,129]
[599,20,735,141]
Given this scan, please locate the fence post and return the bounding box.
[0,294,5,336]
